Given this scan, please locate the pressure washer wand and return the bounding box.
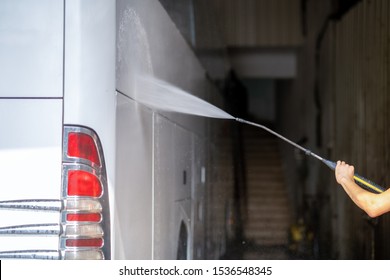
[235,118,386,194]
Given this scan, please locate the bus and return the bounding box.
[0,0,234,259]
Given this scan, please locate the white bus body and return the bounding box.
[0,0,232,259]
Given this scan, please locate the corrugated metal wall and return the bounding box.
[319,0,390,258]
[213,0,303,47]
[190,0,390,259]
[277,0,390,259]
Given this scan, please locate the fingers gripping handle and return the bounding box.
[322,159,385,194]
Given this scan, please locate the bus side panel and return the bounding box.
[116,0,232,259]
[115,94,153,259]
[116,0,207,137]
[153,115,193,259]
[192,136,207,259]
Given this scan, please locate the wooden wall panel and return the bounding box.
[320,0,390,258]
[212,0,303,47]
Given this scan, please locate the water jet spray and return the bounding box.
[135,75,385,194]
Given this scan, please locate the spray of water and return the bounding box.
[135,76,234,119]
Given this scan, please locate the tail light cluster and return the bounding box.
[61,126,110,260]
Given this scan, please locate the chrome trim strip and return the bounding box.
[0,199,62,212]
[0,223,61,235]
[0,250,60,260]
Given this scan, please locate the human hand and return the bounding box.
[335,161,355,185]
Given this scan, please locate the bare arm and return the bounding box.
[335,161,390,217]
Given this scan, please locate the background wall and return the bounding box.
[277,0,390,259]
[161,0,390,259]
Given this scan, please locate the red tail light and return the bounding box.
[66,238,104,248]
[66,213,102,222]
[68,132,101,166]
[67,170,102,197]
[61,126,110,260]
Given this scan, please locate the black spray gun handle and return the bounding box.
[322,159,386,194]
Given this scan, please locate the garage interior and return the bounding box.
[160,0,390,259]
